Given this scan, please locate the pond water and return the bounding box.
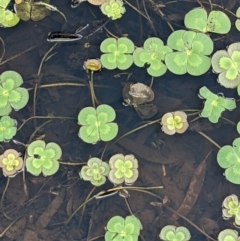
[0,0,240,240]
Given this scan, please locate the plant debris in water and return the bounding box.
[123,82,157,119]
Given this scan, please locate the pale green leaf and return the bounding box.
[184,8,208,32]
[78,107,97,125]
[100,53,117,70]
[165,52,188,75]
[117,37,134,53]
[100,38,117,53]
[207,10,231,34]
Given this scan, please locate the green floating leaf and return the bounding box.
[100,38,117,53]
[100,0,125,20]
[207,10,231,34]
[105,215,141,241]
[217,138,240,184]
[235,19,240,32]
[1,10,20,27]
[26,140,61,176]
[184,8,208,32]
[78,104,118,144]
[0,70,28,114]
[0,116,17,142]
[160,225,191,241]
[80,158,109,186]
[237,122,240,135]
[133,37,172,77]
[166,30,213,76]
[199,86,236,123]
[184,8,231,34]
[211,43,240,88]
[0,0,10,9]
[238,85,240,95]
[100,37,134,70]
[218,229,240,241]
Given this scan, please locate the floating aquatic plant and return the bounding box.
[159,225,191,241]
[199,86,236,123]
[100,0,125,20]
[212,43,240,88]
[80,157,110,186]
[78,104,118,144]
[235,7,240,32]
[25,140,62,176]
[217,138,240,185]
[184,8,231,34]
[0,116,17,142]
[123,82,157,119]
[100,37,134,70]
[0,149,23,177]
[238,85,240,96]
[14,0,50,21]
[83,59,102,72]
[108,153,139,185]
[222,194,240,227]
[133,37,172,77]
[105,215,142,241]
[237,122,240,135]
[0,0,20,27]
[218,229,240,241]
[0,70,29,116]
[165,30,213,76]
[161,111,189,135]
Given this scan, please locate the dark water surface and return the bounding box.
[0,0,240,240]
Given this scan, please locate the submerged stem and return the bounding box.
[0,177,12,220]
[65,196,95,225]
[27,82,86,91]
[123,0,149,20]
[131,189,217,241]
[197,131,221,149]
[17,116,75,132]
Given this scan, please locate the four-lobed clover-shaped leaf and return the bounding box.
[108,153,139,185]
[161,111,189,135]
[165,30,213,76]
[133,37,172,77]
[218,229,240,241]
[14,0,50,21]
[100,0,125,20]
[0,116,17,142]
[0,70,29,116]
[199,86,236,123]
[80,157,110,186]
[0,149,23,177]
[100,37,134,70]
[222,194,240,228]
[212,43,240,88]
[184,8,231,34]
[105,215,142,241]
[25,140,62,177]
[159,225,191,241]
[217,138,240,185]
[78,104,118,144]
